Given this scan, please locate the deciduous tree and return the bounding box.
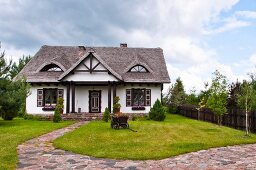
[237,80,256,135]
[206,70,228,125]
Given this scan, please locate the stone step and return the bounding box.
[62,113,103,121]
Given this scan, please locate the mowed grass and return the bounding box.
[0,119,73,170]
[54,114,256,160]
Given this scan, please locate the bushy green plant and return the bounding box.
[113,96,121,113]
[149,99,166,121]
[0,79,29,120]
[53,98,63,123]
[103,107,110,122]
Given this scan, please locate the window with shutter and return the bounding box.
[57,89,64,98]
[37,89,43,107]
[126,89,131,106]
[145,89,151,106]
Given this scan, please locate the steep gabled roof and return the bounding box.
[17,45,170,83]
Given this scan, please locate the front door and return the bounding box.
[89,90,101,113]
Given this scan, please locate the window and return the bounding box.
[132,89,145,106]
[40,64,63,72]
[37,88,63,107]
[129,65,148,73]
[126,89,151,107]
[44,89,57,106]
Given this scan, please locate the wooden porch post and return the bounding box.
[71,81,76,113]
[108,81,112,112]
[66,82,70,113]
[113,82,116,106]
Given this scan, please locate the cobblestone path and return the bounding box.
[17,121,256,170]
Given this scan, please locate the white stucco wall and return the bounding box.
[26,85,67,115]
[27,84,162,115]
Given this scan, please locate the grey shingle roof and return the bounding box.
[17,45,170,83]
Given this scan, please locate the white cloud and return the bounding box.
[204,18,250,34]
[236,11,256,19]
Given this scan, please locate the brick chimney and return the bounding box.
[120,43,127,48]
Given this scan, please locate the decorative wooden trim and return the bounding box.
[37,89,43,107]
[126,89,132,107]
[57,89,64,98]
[92,62,100,71]
[82,62,90,70]
[145,89,151,106]
[89,53,93,73]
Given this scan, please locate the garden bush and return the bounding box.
[53,98,63,123]
[103,107,110,122]
[149,99,166,121]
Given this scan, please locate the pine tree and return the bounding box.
[149,99,166,121]
[169,77,186,113]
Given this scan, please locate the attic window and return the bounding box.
[40,64,63,72]
[129,65,148,73]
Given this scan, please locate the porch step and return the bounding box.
[62,113,103,121]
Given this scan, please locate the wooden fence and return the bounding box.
[176,105,256,133]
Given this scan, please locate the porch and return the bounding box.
[65,81,117,114]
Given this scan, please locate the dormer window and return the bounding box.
[129,65,148,73]
[40,64,63,72]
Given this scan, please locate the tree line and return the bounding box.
[0,46,31,120]
[163,70,256,135]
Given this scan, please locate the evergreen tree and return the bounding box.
[9,55,31,79]
[169,77,186,113]
[0,46,30,120]
[0,46,11,79]
[149,99,166,121]
[103,107,110,122]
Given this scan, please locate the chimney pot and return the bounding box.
[120,43,127,48]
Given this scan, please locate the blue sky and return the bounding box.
[0,0,256,92]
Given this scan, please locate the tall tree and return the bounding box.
[0,47,11,79]
[9,55,31,79]
[206,70,228,125]
[0,45,30,120]
[169,77,186,112]
[237,80,256,135]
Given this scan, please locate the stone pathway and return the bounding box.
[17,121,256,170]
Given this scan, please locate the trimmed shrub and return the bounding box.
[103,107,110,122]
[149,99,166,121]
[113,96,121,114]
[53,98,63,123]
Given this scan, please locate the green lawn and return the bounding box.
[0,119,73,170]
[54,114,256,160]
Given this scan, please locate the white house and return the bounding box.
[17,44,170,116]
